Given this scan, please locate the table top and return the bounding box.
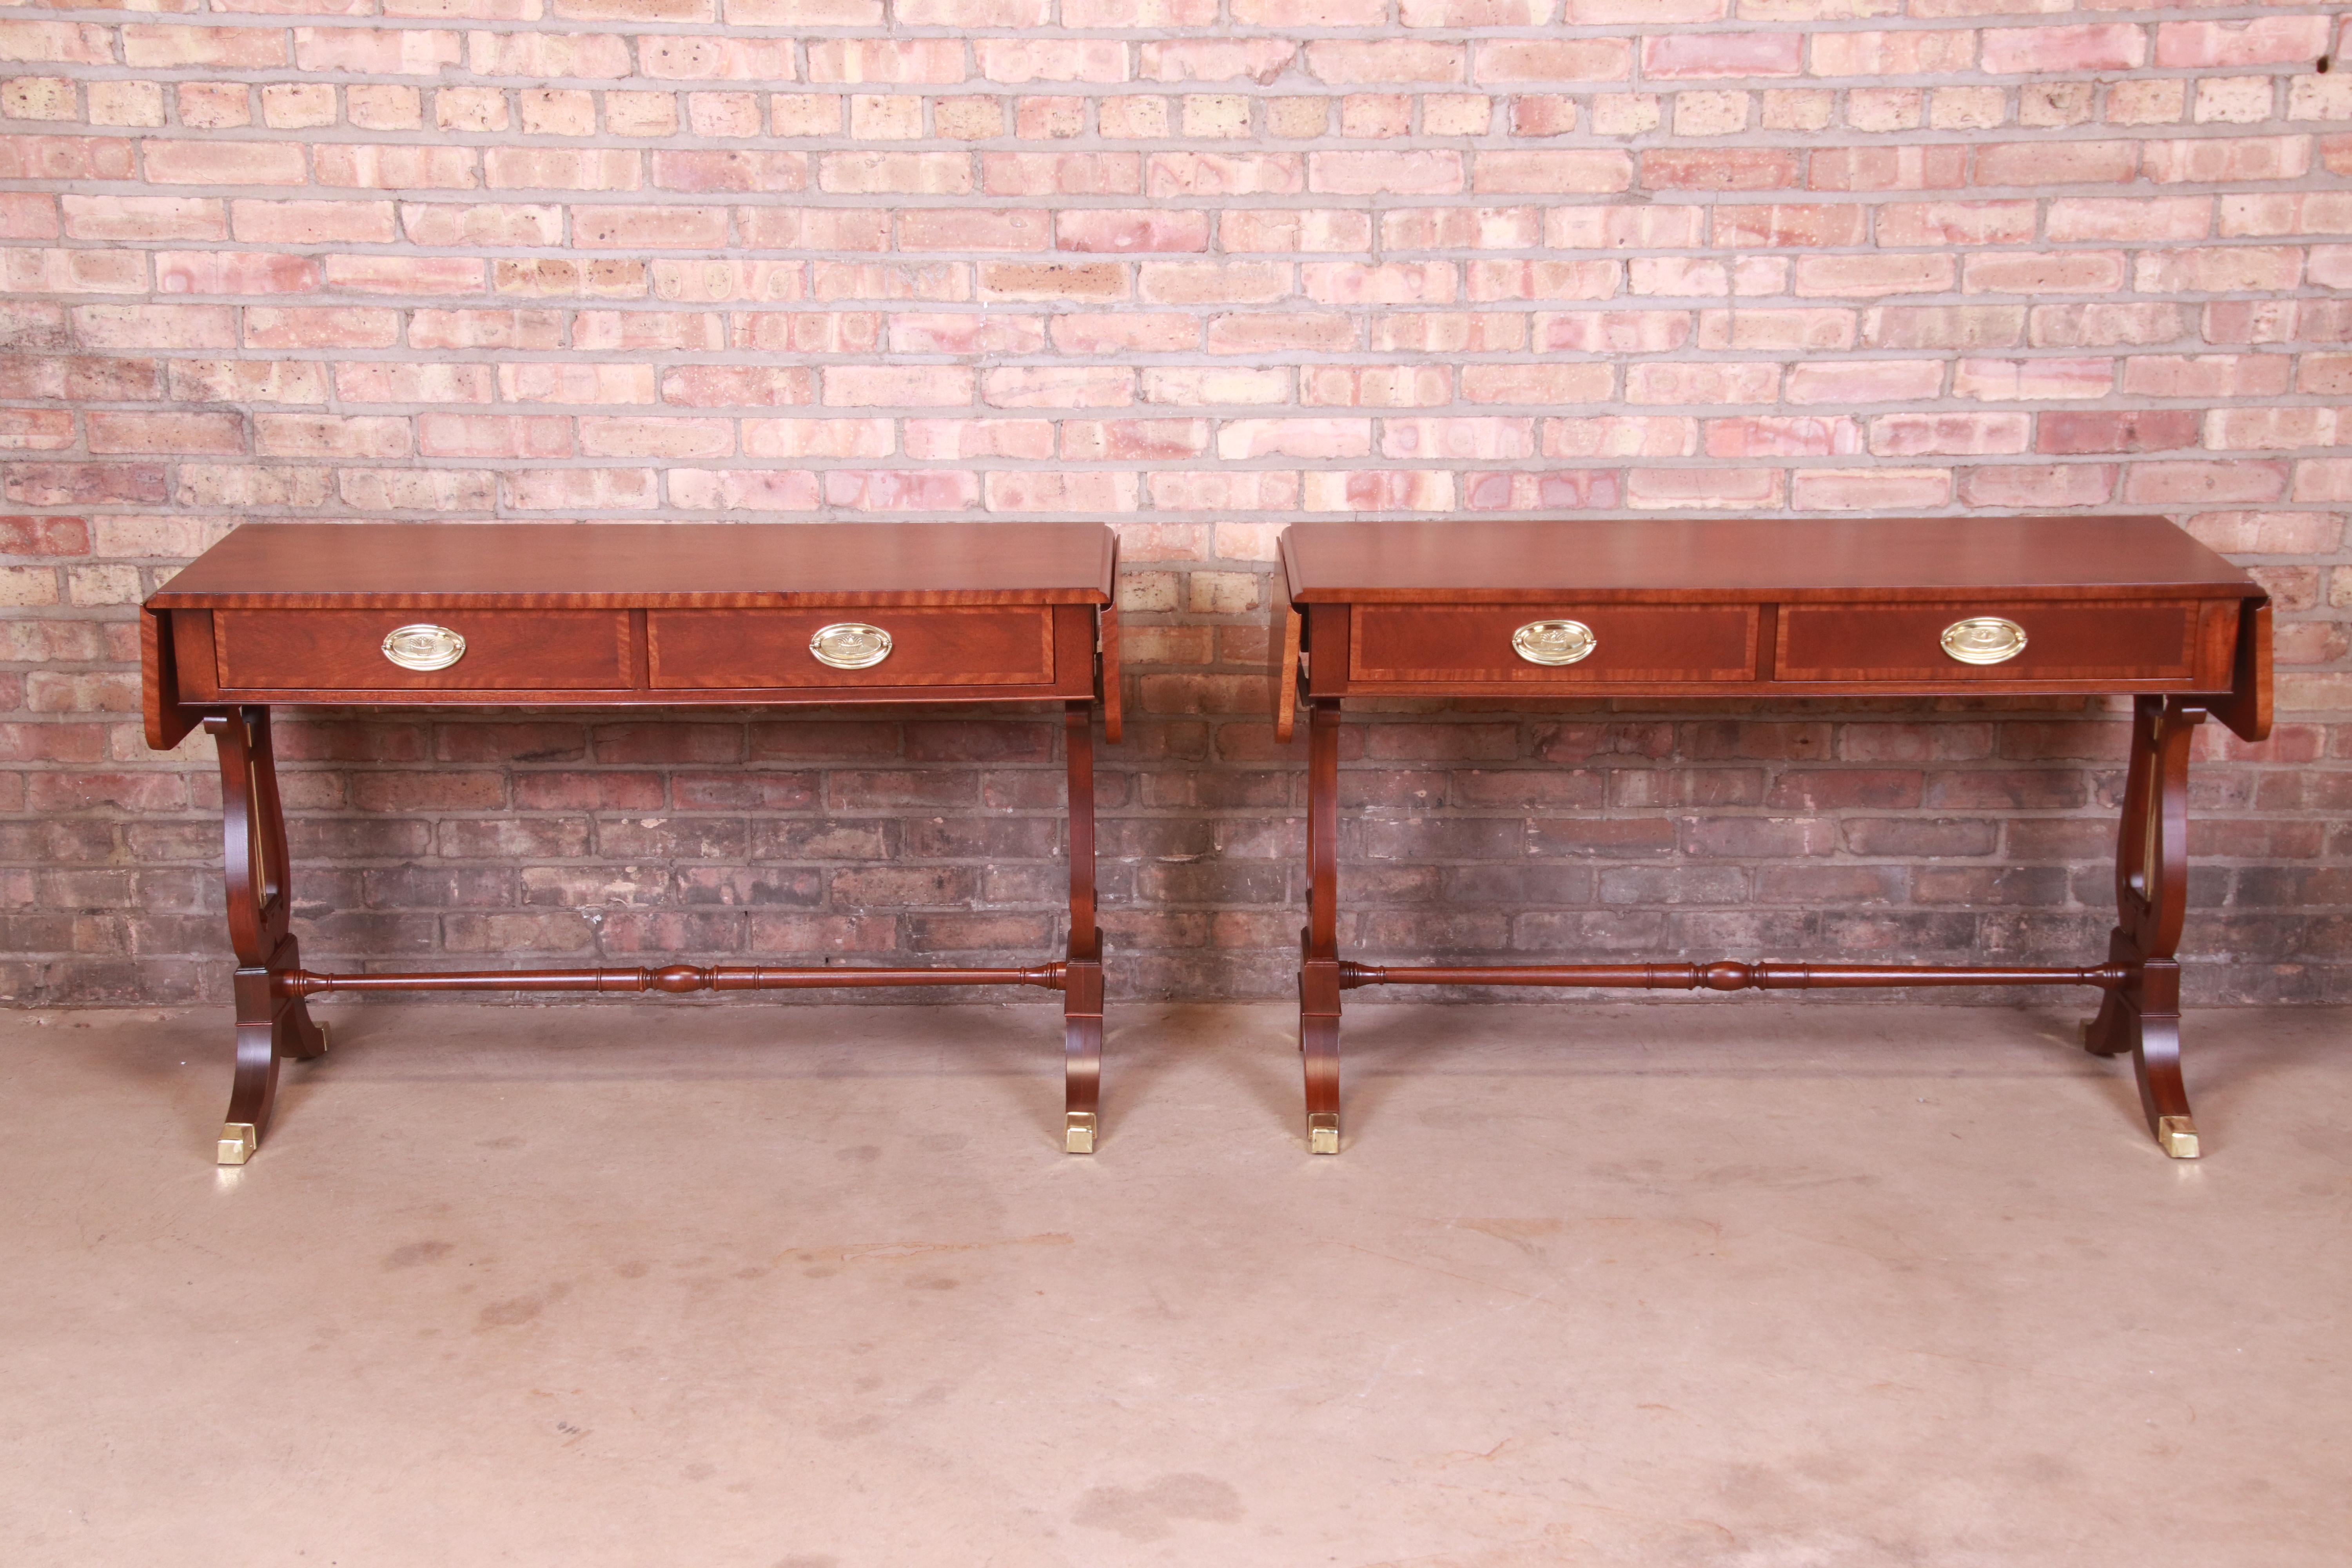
[1280,517,2261,604]
[150,523,1119,610]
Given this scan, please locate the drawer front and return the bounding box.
[1351,604,1758,684]
[648,606,1054,689]
[215,610,632,691]
[1778,601,2207,683]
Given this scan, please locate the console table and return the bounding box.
[1276,517,2271,1159]
[143,522,1121,1163]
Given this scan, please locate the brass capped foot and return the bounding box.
[217,1122,257,1165]
[2157,1114,2201,1159]
[1307,1112,1340,1156]
[318,1021,330,1053]
[1064,1111,1097,1155]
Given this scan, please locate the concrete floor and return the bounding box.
[1,1000,2345,1568]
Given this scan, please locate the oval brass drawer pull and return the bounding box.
[1512,619,1597,666]
[1940,616,2028,666]
[380,623,466,672]
[809,621,893,670]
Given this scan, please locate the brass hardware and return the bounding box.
[1064,1111,1097,1155]
[809,622,893,670]
[2157,1114,2201,1159]
[1511,619,1597,667]
[380,623,466,672]
[1940,616,2028,666]
[1308,1112,1340,1155]
[217,1122,257,1165]
[317,1022,330,1053]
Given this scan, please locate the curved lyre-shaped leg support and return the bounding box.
[207,708,326,1164]
[1061,702,1104,1154]
[2084,697,2207,1158]
[1299,698,1343,1153]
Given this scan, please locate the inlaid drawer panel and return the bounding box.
[215,610,632,690]
[648,606,1055,689]
[1350,604,1758,684]
[1777,600,2215,683]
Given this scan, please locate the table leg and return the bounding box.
[1061,702,1104,1154]
[2083,696,2208,1158]
[205,707,328,1165]
[1300,698,1343,1153]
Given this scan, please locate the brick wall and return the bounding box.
[4,1,2350,1007]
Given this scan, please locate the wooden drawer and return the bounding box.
[648,606,1055,689]
[1777,600,2215,683]
[1350,604,1757,684]
[214,610,632,691]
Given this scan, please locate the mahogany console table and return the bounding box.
[1276,517,2271,1159]
[143,522,1121,1163]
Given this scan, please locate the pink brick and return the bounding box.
[1785,359,1945,405]
[1811,145,1966,192]
[1148,154,1306,198]
[1307,151,1464,195]
[1974,141,2137,187]
[901,208,1050,251]
[1869,412,2031,457]
[1306,40,1467,85]
[1542,416,1695,458]
[2132,355,2292,400]
[2141,137,2311,185]
[741,418,894,458]
[667,468,822,511]
[1963,251,2127,296]
[1791,468,1951,511]
[1466,260,1618,301]
[1715,204,1869,248]
[2123,460,2289,506]
[1050,313,1199,353]
[1302,365,1454,406]
[154,252,320,296]
[120,25,284,69]
[1796,254,1955,298]
[983,366,1134,407]
[1980,25,2143,75]
[1643,149,1801,191]
[418,413,573,459]
[1472,151,1633,194]
[1811,31,1976,76]
[1951,358,2114,402]
[1535,310,1694,356]
[1876,201,2034,248]
[142,142,307,187]
[976,38,1127,84]
[2045,197,2211,243]
[292,28,464,75]
[903,419,1052,459]
[654,151,809,193]
[573,206,730,248]
[1958,464,2114,508]
[1642,33,1802,79]
[823,469,981,510]
[1473,40,1632,83]
[2154,16,2332,70]
[983,470,1139,512]
[1138,40,1296,84]
[1206,312,1356,354]
[639,35,797,82]
[1626,362,1780,406]
[1704,416,1862,459]
[889,313,1048,355]
[822,365,975,407]
[231,200,398,245]
[985,152,1143,197]
[1458,363,1614,404]
[1625,467,1783,510]
[1056,209,1211,252]
[503,468,659,510]
[806,39,968,84]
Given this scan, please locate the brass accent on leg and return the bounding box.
[1063,1111,1097,1155]
[317,1021,330,1053]
[1307,1112,1340,1156]
[2077,1019,2092,1047]
[217,1122,258,1165]
[2157,1114,2201,1160]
